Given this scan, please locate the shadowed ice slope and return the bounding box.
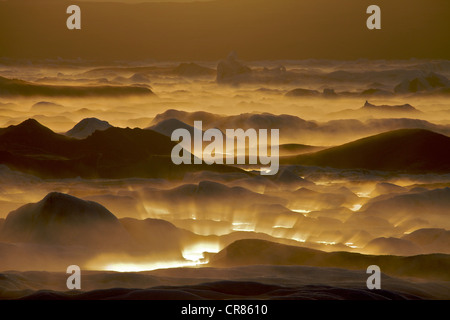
[2,265,449,300]
[209,239,450,281]
[282,129,450,173]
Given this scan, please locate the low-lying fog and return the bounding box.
[0,57,449,275]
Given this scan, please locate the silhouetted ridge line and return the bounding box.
[282,129,450,173]
[0,119,244,179]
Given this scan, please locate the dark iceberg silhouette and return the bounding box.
[209,239,450,280]
[66,118,113,139]
[0,119,241,179]
[1,192,129,248]
[283,129,450,173]
[0,76,154,97]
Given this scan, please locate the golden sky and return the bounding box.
[0,0,449,61]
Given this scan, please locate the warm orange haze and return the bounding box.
[0,0,449,301]
[1,0,449,61]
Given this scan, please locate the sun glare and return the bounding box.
[101,260,199,272]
